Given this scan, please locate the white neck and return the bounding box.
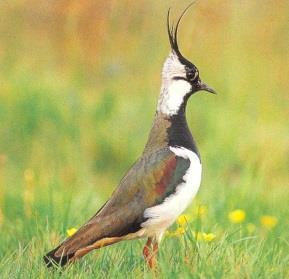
[157,79,191,116]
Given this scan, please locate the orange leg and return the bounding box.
[143,237,152,263]
[143,237,158,269]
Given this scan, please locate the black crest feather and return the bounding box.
[167,2,196,63]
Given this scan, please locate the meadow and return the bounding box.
[0,1,288,278]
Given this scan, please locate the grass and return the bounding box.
[0,0,289,278]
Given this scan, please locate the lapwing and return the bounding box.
[44,4,215,269]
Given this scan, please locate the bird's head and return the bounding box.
[158,4,216,116]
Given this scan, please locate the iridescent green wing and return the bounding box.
[95,147,190,225]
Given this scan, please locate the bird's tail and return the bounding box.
[44,207,142,267]
[44,245,72,267]
[43,213,120,267]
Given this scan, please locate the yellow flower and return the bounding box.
[246,223,256,234]
[260,215,278,230]
[192,231,216,242]
[177,214,192,226]
[67,227,77,236]
[202,233,216,242]
[228,209,246,224]
[166,227,186,237]
[173,227,186,236]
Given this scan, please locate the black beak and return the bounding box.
[198,81,217,94]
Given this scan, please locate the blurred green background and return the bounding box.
[0,0,288,276]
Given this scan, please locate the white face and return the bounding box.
[157,52,193,116]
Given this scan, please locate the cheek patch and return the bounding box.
[157,80,191,116]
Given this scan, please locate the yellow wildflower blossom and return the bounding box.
[260,215,278,230]
[166,227,186,237]
[177,214,192,226]
[228,209,246,224]
[173,227,186,236]
[202,233,216,242]
[192,231,216,242]
[67,227,77,236]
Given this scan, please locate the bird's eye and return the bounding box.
[187,71,198,82]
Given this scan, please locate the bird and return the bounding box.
[44,4,216,269]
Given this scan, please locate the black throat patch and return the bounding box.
[166,106,200,160]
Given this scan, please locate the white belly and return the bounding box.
[141,146,202,238]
